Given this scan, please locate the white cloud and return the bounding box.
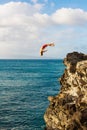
[51,8,87,25]
[0,2,87,59]
[0,2,44,58]
[33,13,50,26]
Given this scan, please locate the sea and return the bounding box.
[0,59,65,130]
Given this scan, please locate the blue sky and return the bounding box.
[0,0,87,59]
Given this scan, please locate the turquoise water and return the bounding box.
[0,59,65,130]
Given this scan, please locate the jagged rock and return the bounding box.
[44,52,87,130]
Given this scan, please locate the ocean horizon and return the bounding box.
[0,59,65,130]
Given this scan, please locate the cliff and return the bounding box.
[44,52,87,130]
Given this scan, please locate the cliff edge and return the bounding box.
[44,52,87,130]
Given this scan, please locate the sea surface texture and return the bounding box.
[0,59,65,130]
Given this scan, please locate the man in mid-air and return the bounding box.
[40,43,55,56]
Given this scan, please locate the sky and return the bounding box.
[0,0,87,59]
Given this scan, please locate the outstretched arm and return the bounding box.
[48,43,55,46]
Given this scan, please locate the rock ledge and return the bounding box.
[44,52,87,130]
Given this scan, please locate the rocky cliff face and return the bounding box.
[44,52,87,130]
